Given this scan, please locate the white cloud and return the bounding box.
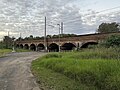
[0,0,120,41]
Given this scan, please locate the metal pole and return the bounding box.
[8,31,9,37]
[57,24,61,52]
[61,22,63,34]
[20,33,21,41]
[20,33,21,38]
[12,38,15,52]
[44,16,47,51]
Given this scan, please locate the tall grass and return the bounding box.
[68,47,120,60]
[32,47,120,90]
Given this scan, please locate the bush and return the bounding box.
[43,53,62,58]
[102,35,120,47]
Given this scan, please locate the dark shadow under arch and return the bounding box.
[20,44,23,49]
[30,44,36,51]
[48,43,59,52]
[61,43,76,50]
[16,44,19,48]
[81,42,98,48]
[37,44,45,51]
[24,44,29,49]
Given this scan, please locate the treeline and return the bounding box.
[17,22,120,41]
[16,34,77,41]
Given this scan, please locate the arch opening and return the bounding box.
[20,44,23,49]
[16,44,19,48]
[61,43,76,50]
[48,43,59,52]
[30,44,36,51]
[81,42,98,48]
[24,44,29,49]
[37,44,45,51]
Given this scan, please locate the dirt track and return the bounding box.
[0,52,45,90]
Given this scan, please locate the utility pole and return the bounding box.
[20,33,22,41]
[12,37,15,52]
[61,22,63,34]
[44,16,47,51]
[57,24,61,52]
[20,33,21,38]
[7,31,10,49]
[8,31,10,37]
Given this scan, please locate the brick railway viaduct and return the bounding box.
[16,32,120,52]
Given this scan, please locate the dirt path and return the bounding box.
[0,52,46,90]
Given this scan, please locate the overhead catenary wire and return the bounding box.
[50,6,120,24]
[63,9,120,24]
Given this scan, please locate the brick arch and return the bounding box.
[20,44,23,49]
[24,44,29,49]
[61,42,76,50]
[30,44,36,51]
[81,41,98,48]
[16,44,19,48]
[48,43,59,52]
[37,43,45,51]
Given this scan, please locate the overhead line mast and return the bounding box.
[44,16,47,51]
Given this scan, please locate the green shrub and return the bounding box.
[43,53,62,58]
[102,35,120,47]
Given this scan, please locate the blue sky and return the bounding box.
[0,0,120,40]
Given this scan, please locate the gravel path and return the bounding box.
[0,52,46,90]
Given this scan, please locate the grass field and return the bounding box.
[0,49,12,57]
[0,48,31,57]
[32,47,120,90]
[15,49,31,52]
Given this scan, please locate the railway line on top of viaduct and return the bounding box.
[16,32,120,52]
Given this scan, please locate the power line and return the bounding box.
[63,9,120,24]
[96,6,120,14]
[51,6,120,24]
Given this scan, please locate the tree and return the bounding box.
[98,22,120,33]
[3,36,12,48]
[16,37,23,41]
[34,36,41,40]
[29,35,33,39]
[47,35,52,38]
[0,41,5,49]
